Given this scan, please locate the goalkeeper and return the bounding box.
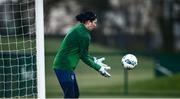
[53,11,111,98]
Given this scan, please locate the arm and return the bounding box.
[79,36,111,77]
[79,37,101,71]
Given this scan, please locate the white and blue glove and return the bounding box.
[94,57,111,77]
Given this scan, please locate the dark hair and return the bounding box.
[75,11,97,23]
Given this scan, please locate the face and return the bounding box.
[86,19,97,30]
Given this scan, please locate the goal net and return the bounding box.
[0,0,45,98]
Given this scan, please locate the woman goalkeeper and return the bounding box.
[53,11,111,98]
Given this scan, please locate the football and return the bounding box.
[121,54,138,70]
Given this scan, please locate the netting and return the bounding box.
[0,0,37,98]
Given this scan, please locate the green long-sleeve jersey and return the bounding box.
[53,23,101,71]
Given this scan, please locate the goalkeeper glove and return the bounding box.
[94,57,111,77]
[99,66,111,77]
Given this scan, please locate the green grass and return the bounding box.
[129,73,180,92]
[45,37,180,98]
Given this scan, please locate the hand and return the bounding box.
[94,57,111,77]
[99,66,111,77]
[94,57,110,68]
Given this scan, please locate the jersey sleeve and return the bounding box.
[79,37,101,71]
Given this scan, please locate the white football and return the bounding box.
[121,54,138,70]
